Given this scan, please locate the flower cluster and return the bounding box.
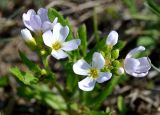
[73,31,151,91]
[21,8,151,92]
[21,8,80,60]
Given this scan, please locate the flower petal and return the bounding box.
[96,72,112,83]
[42,30,54,47]
[37,8,48,23]
[51,49,68,60]
[130,72,149,77]
[52,23,61,41]
[22,9,36,31]
[23,9,36,20]
[78,77,96,91]
[136,57,151,73]
[53,23,69,41]
[42,18,58,32]
[62,39,81,51]
[52,17,58,25]
[73,59,91,75]
[42,21,53,32]
[59,25,69,42]
[92,52,105,69]
[124,58,140,74]
[30,14,42,31]
[126,46,145,59]
[106,30,118,46]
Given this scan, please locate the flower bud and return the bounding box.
[111,49,119,59]
[117,67,124,75]
[112,60,120,67]
[41,69,47,75]
[106,31,118,46]
[21,28,36,45]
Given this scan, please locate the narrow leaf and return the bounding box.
[9,67,38,85]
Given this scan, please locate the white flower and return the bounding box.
[42,23,81,60]
[23,8,58,32]
[73,52,112,91]
[21,28,35,42]
[106,31,118,46]
[124,46,151,77]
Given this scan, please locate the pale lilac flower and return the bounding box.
[106,30,118,46]
[124,46,151,77]
[21,28,35,43]
[22,8,58,32]
[43,23,81,60]
[73,52,112,91]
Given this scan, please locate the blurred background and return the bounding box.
[0,0,160,115]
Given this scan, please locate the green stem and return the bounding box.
[148,57,160,73]
[93,8,99,42]
[87,75,120,108]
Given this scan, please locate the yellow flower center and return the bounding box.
[52,41,62,50]
[89,68,99,79]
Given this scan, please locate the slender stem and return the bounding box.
[148,57,160,73]
[93,7,99,42]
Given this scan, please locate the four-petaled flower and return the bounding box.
[43,23,81,60]
[23,8,58,32]
[106,30,118,46]
[73,52,112,91]
[124,46,151,77]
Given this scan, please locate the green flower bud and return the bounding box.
[112,60,120,67]
[111,49,119,59]
[41,69,47,75]
[40,50,46,56]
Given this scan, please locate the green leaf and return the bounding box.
[19,51,41,74]
[65,62,78,93]
[78,24,87,57]
[48,8,65,25]
[137,36,155,47]
[86,75,121,108]
[88,111,111,115]
[0,76,9,87]
[85,37,106,61]
[146,0,160,17]
[48,8,73,40]
[9,67,38,85]
[43,92,67,110]
[117,96,127,115]
[18,84,67,111]
[122,0,137,14]
[114,40,126,51]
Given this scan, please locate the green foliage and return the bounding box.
[9,67,38,85]
[18,84,67,111]
[48,8,73,40]
[117,96,127,115]
[78,24,87,57]
[19,51,41,74]
[146,0,160,17]
[0,76,9,87]
[122,0,137,14]
[137,36,155,48]
[86,75,121,108]
[88,111,111,115]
